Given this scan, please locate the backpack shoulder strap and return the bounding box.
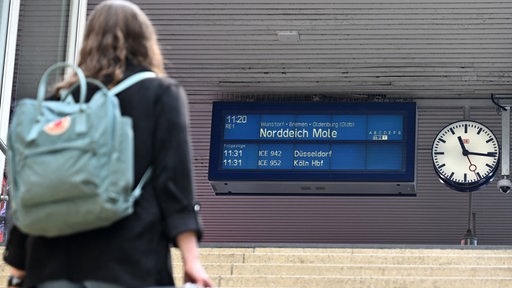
[109,72,156,197]
[110,71,157,94]
[130,167,153,201]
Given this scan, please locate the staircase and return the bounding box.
[172,246,512,288]
[0,246,510,287]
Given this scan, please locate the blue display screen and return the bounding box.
[209,102,416,182]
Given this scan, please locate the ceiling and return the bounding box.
[137,0,512,103]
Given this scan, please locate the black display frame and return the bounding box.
[208,101,417,184]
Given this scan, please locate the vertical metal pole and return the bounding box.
[461,106,477,246]
[0,0,20,244]
[501,107,510,178]
[65,0,87,72]
[0,0,19,181]
[464,106,472,221]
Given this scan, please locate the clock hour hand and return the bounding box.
[457,136,469,156]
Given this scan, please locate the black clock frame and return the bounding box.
[432,120,500,192]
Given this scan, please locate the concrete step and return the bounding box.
[242,252,512,266]
[172,263,512,278]
[171,246,512,288]
[217,275,512,288]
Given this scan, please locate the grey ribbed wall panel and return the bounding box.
[13,0,69,100]
[85,0,512,245]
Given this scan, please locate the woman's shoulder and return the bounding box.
[124,63,182,91]
[123,63,187,102]
[147,76,186,99]
[132,76,187,113]
[124,70,183,95]
[153,75,181,90]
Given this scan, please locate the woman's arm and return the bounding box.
[153,82,203,241]
[6,266,25,288]
[4,226,27,287]
[176,231,214,288]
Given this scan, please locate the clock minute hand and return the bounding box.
[466,151,497,157]
[458,136,496,157]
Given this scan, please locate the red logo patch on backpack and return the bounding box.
[43,116,71,135]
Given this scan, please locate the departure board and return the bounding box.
[208,102,416,183]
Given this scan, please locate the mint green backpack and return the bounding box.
[7,63,155,237]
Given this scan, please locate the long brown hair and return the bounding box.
[56,0,165,92]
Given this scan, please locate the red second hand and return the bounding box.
[466,156,478,176]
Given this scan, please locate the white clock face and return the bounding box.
[432,120,500,192]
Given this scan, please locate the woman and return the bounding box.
[3,1,214,287]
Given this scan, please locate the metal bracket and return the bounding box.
[492,94,512,113]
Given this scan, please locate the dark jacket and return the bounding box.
[3,63,203,288]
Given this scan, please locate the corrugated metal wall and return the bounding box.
[86,0,512,245]
[13,0,69,100]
